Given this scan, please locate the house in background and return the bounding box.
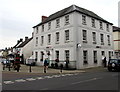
[113,26,120,59]
[17,37,33,64]
[32,5,114,69]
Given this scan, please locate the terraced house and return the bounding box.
[32,5,114,69]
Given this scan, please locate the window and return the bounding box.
[35,52,38,61]
[100,34,104,45]
[40,51,44,61]
[83,50,88,64]
[82,30,87,43]
[41,36,44,45]
[82,15,86,25]
[91,18,95,27]
[56,19,60,28]
[92,32,96,44]
[56,51,59,59]
[42,25,44,32]
[93,51,97,64]
[106,24,109,32]
[101,51,105,56]
[109,51,112,60]
[65,30,69,42]
[36,27,38,34]
[107,35,111,46]
[36,37,38,46]
[65,50,69,60]
[99,21,103,29]
[65,15,69,25]
[48,22,51,30]
[56,32,60,43]
[48,34,51,44]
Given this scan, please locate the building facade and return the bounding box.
[33,5,114,69]
[113,26,120,59]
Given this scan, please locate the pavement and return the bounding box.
[2,64,107,74]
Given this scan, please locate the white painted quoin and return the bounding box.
[33,5,114,69]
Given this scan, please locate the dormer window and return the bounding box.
[65,15,69,25]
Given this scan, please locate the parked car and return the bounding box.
[108,59,120,72]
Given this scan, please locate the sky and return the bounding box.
[0,0,119,49]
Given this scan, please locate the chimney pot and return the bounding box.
[25,37,28,41]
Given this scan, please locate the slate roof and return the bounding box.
[113,26,120,32]
[17,37,33,48]
[33,5,113,28]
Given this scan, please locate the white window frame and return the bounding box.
[82,30,87,43]
[91,18,95,28]
[48,34,51,45]
[92,32,96,44]
[56,18,60,28]
[65,15,69,25]
[82,15,86,25]
[56,32,60,44]
[65,30,69,42]
[100,34,104,45]
[83,50,88,64]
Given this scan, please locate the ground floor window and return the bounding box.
[83,50,88,64]
[35,52,38,61]
[65,50,69,60]
[55,51,59,59]
[93,51,97,64]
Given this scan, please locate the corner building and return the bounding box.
[33,5,114,69]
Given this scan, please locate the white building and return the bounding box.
[118,1,120,27]
[17,37,33,64]
[33,5,114,69]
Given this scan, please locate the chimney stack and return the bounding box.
[20,38,23,42]
[42,16,48,22]
[25,37,28,41]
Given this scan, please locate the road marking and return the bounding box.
[37,77,44,80]
[52,75,61,78]
[15,79,26,82]
[4,81,14,84]
[71,77,102,85]
[26,78,36,81]
[44,76,53,78]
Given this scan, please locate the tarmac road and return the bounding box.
[2,67,119,91]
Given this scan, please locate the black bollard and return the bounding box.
[60,64,63,73]
[29,65,32,72]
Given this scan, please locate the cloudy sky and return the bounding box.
[0,0,119,49]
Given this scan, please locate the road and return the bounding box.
[2,68,119,91]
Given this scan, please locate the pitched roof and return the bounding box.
[113,26,120,32]
[33,5,113,28]
[17,37,33,48]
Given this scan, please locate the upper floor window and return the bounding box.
[106,24,109,32]
[82,15,86,25]
[65,15,69,25]
[91,18,95,28]
[42,25,44,32]
[48,34,51,45]
[56,32,60,43]
[36,37,38,46]
[99,21,103,30]
[48,22,51,30]
[36,27,38,34]
[41,36,44,45]
[65,30,69,42]
[92,32,96,44]
[107,35,111,46]
[82,30,87,43]
[100,34,104,45]
[56,19,60,28]
[83,50,88,64]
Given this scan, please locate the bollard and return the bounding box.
[60,64,63,73]
[29,65,32,72]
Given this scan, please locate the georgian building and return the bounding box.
[33,5,114,69]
